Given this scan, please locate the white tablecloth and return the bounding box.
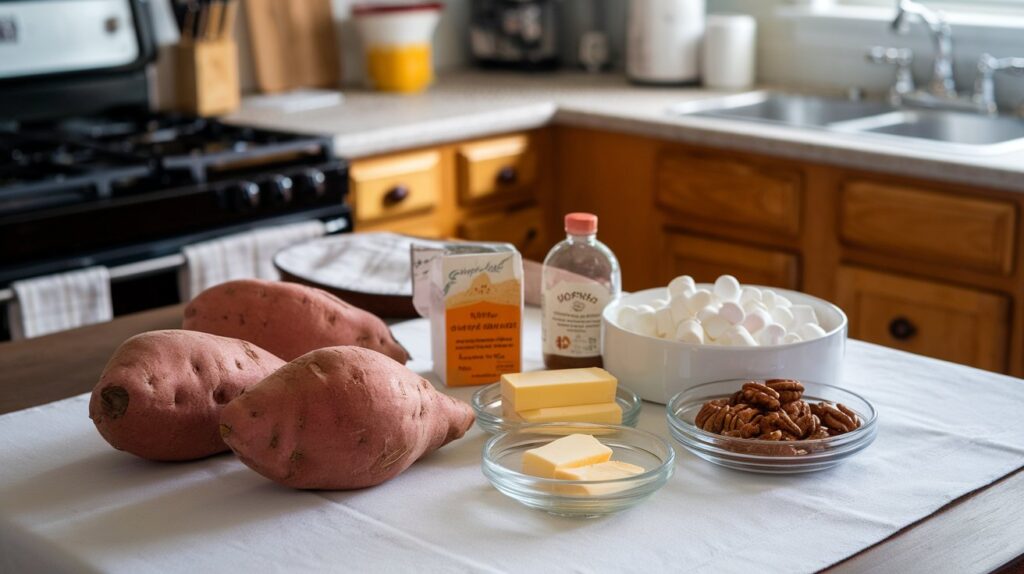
[2,308,1023,573]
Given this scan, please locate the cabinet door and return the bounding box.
[456,134,537,206]
[458,205,547,261]
[662,232,799,289]
[840,180,1017,275]
[836,266,1009,372]
[349,150,442,224]
[656,150,803,237]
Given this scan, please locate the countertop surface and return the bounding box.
[228,70,1024,192]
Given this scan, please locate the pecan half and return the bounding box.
[740,382,781,410]
[766,379,805,403]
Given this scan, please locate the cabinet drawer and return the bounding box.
[350,150,441,224]
[840,180,1016,275]
[458,205,547,261]
[456,134,537,205]
[835,266,1009,372]
[656,150,802,236]
[662,232,799,289]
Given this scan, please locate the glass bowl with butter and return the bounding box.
[482,423,675,518]
[472,368,643,434]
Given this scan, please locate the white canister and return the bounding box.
[702,14,757,90]
[626,0,706,84]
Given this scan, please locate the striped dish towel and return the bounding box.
[179,220,326,300]
[8,266,114,340]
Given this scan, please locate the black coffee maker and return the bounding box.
[469,0,560,69]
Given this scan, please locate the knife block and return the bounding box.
[175,40,241,117]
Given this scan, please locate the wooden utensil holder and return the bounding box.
[175,40,241,117]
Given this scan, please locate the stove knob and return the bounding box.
[263,175,294,206]
[294,169,328,202]
[227,181,261,212]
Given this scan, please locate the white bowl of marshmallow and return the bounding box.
[601,275,847,404]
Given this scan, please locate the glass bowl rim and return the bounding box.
[482,422,676,487]
[666,379,878,448]
[471,382,643,430]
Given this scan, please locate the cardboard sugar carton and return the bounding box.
[412,241,523,387]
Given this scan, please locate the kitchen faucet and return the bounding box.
[891,0,956,99]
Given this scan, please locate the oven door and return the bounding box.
[0,206,352,341]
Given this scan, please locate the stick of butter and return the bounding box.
[517,402,622,424]
[501,368,617,414]
[554,461,646,495]
[521,434,613,478]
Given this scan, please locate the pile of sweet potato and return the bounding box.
[89,280,474,489]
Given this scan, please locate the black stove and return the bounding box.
[0,0,352,340]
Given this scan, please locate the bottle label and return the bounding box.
[543,281,611,357]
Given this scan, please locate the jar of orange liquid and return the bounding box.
[353,3,442,93]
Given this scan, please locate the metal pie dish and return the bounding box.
[471,382,643,434]
[666,380,878,474]
[482,423,675,518]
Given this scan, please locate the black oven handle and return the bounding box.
[0,214,350,304]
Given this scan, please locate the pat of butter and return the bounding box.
[554,461,646,495]
[521,434,613,478]
[517,402,622,424]
[501,368,617,413]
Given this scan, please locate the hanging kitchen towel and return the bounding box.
[179,220,326,300]
[8,266,113,340]
[251,219,326,280]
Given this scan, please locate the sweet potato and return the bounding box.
[89,330,285,461]
[219,346,474,489]
[182,279,409,364]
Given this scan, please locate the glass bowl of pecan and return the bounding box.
[666,379,877,473]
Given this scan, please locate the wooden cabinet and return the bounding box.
[349,128,553,258]
[662,232,799,289]
[836,267,1010,371]
[656,149,803,237]
[458,205,548,261]
[456,134,537,206]
[349,150,441,224]
[840,180,1017,275]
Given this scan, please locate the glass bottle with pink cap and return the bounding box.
[541,212,621,369]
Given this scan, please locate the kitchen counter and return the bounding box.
[1,306,1023,573]
[228,71,1024,192]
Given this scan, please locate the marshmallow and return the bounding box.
[742,307,772,334]
[713,275,742,302]
[650,298,670,310]
[687,289,714,314]
[695,305,719,322]
[774,295,792,308]
[771,306,794,330]
[739,286,762,304]
[796,323,827,341]
[668,275,697,299]
[655,307,675,338]
[724,325,757,346]
[669,294,691,324]
[703,313,731,340]
[790,304,819,327]
[757,323,786,346]
[675,318,704,344]
[719,301,745,325]
[743,299,769,314]
[633,305,658,336]
[782,332,803,344]
[616,305,639,330]
[762,289,778,309]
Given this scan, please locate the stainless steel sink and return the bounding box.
[671,92,1024,154]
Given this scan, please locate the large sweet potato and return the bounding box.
[89,330,285,461]
[183,279,409,364]
[220,346,474,489]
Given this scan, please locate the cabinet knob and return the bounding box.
[888,316,918,341]
[524,227,538,245]
[383,185,410,206]
[497,166,518,185]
